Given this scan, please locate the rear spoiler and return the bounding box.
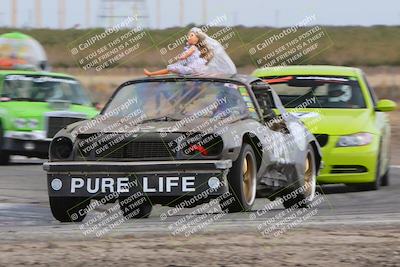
[263,76,293,84]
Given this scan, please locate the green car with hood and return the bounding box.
[0,70,98,164]
[252,65,397,190]
[0,31,98,164]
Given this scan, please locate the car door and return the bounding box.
[361,74,390,173]
[250,81,302,162]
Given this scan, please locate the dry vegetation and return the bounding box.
[1,26,400,68]
[1,26,399,102]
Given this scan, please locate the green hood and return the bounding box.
[0,101,97,131]
[287,108,376,136]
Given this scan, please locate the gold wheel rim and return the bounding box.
[304,152,316,200]
[242,153,256,205]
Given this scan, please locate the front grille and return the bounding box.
[47,116,85,138]
[330,165,368,174]
[313,134,329,147]
[126,142,173,158]
[97,141,175,159]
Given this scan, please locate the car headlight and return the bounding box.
[27,119,39,128]
[336,132,373,147]
[50,137,73,160]
[14,118,26,128]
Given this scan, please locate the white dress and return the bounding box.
[203,38,236,76]
[167,45,207,75]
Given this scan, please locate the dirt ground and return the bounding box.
[0,225,399,267]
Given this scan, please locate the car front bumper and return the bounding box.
[317,135,378,184]
[44,160,232,198]
[2,136,50,157]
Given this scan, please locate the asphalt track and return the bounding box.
[0,157,399,241]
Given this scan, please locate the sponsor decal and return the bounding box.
[66,176,197,194]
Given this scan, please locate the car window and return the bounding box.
[251,81,276,118]
[1,75,91,105]
[263,76,366,109]
[103,80,251,120]
[362,73,378,106]
[237,84,260,120]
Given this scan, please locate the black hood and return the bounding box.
[70,115,244,135]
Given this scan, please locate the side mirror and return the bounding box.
[375,99,397,112]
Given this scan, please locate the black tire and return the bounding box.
[0,151,10,165]
[0,125,10,165]
[282,144,316,209]
[381,136,391,187]
[221,143,257,213]
[381,169,390,186]
[119,196,153,219]
[49,197,89,222]
[356,151,382,191]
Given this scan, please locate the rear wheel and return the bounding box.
[49,197,89,222]
[282,144,316,209]
[221,143,257,213]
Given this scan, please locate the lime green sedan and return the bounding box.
[252,65,397,190]
[0,70,98,164]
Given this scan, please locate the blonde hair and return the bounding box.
[189,28,214,64]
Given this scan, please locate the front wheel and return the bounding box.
[221,143,257,213]
[49,197,89,222]
[356,151,382,191]
[381,169,390,186]
[0,151,10,165]
[282,144,316,209]
[0,126,10,165]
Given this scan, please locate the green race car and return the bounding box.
[0,70,98,164]
[252,65,397,190]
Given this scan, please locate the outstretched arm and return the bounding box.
[179,46,196,60]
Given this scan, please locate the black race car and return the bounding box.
[43,75,322,222]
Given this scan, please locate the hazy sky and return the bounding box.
[0,0,399,28]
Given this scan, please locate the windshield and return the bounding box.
[103,80,252,120]
[1,75,91,105]
[264,76,366,109]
